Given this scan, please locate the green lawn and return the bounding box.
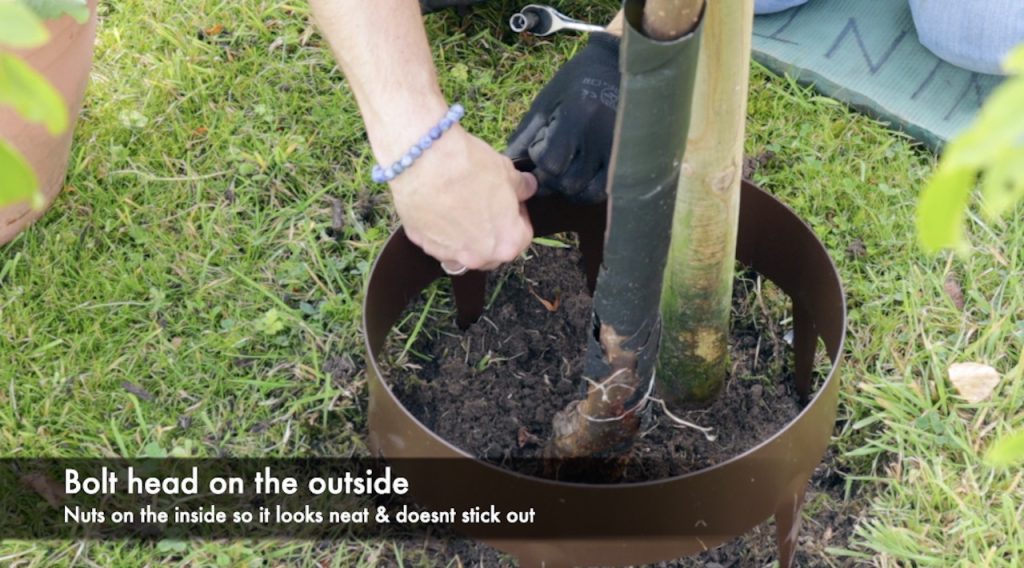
[1,0,1022,566]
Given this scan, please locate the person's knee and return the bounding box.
[909,0,1024,75]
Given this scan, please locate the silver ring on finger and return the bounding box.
[441,261,468,276]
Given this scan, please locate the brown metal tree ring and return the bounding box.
[362,181,846,568]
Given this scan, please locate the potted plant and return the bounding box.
[362,0,846,565]
[0,0,97,245]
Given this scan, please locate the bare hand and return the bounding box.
[389,127,537,271]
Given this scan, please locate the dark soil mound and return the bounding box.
[387,243,807,479]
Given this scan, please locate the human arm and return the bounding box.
[309,0,537,270]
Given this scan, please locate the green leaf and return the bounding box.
[0,53,68,135]
[985,430,1024,468]
[141,441,168,458]
[23,0,89,23]
[916,164,975,253]
[0,139,43,209]
[0,2,50,48]
[918,43,1024,254]
[944,79,1024,170]
[532,236,571,249]
[156,539,188,553]
[255,308,286,336]
[1003,44,1024,75]
[980,146,1024,219]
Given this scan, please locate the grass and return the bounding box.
[0,0,1021,566]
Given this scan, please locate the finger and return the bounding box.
[404,227,424,247]
[516,203,535,254]
[505,113,548,161]
[528,114,575,188]
[555,161,590,199]
[440,259,471,276]
[405,229,449,262]
[556,137,601,199]
[492,203,534,264]
[411,234,454,265]
[514,171,538,202]
[454,251,488,271]
[578,164,609,204]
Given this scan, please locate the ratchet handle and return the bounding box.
[509,5,603,36]
[510,6,554,35]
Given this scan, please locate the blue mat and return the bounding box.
[752,0,1005,150]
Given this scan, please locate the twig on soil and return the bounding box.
[753,334,762,372]
[479,316,499,332]
[528,286,560,312]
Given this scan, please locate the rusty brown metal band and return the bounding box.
[362,181,846,567]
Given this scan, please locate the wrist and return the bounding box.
[383,120,471,189]
[371,103,466,184]
[364,94,451,165]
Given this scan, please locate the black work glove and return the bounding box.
[506,33,620,203]
[419,0,488,14]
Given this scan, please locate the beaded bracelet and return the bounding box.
[371,103,465,184]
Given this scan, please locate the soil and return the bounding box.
[388,244,803,479]
[380,243,865,565]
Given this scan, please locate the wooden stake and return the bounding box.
[658,0,754,408]
[642,0,704,40]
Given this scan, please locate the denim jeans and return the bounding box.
[909,0,1024,75]
[755,0,809,16]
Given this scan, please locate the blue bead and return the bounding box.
[369,105,465,184]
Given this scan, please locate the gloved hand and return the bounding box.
[506,33,620,203]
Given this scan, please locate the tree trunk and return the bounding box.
[657,0,754,409]
[546,0,704,466]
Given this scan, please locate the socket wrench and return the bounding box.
[509,5,605,36]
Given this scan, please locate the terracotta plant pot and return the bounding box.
[363,182,846,568]
[0,0,98,245]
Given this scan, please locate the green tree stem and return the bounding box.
[546,0,703,463]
